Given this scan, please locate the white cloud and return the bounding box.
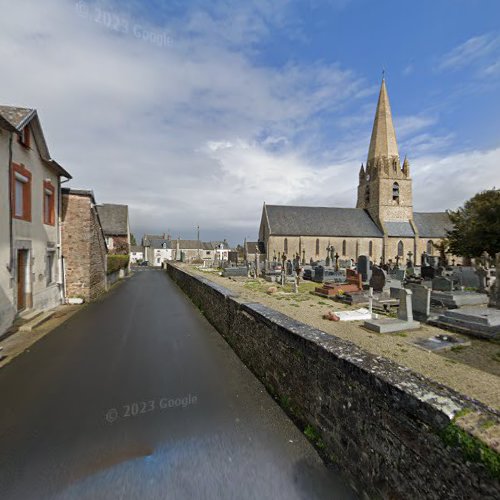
[412,147,500,212]
[438,33,500,73]
[0,0,498,244]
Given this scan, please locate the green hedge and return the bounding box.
[107,255,130,275]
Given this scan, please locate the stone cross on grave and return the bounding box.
[368,287,374,317]
[395,255,400,267]
[407,251,413,268]
[334,252,340,271]
[302,249,306,265]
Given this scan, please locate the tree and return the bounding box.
[446,189,500,258]
[130,234,137,246]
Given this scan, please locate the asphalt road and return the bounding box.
[0,268,356,499]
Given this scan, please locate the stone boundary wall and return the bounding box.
[167,263,500,499]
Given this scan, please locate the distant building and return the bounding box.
[142,234,165,262]
[244,240,265,263]
[0,105,71,335]
[258,78,455,265]
[149,238,173,267]
[61,189,108,301]
[96,204,130,255]
[130,245,144,264]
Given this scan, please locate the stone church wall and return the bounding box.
[266,236,384,264]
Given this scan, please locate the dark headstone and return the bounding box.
[432,276,453,292]
[357,255,372,282]
[369,266,387,292]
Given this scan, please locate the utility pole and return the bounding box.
[197,225,200,259]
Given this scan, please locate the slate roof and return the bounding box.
[0,105,71,179]
[265,205,383,237]
[130,245,143,253]
[246,241,260,253]
[385,221,415,237]
[96,204,129,236]
[0,105,35,129]
[413,212,452,238]
[149,239,173,249]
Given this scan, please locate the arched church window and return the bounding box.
[365,185,370,203]
[342,240,347,256]
[368,241,373,257]
[427,240,434,255]
[315,238,320,256]
[398,241,404,257]
[284,238,288,255]
[392,182,400,202]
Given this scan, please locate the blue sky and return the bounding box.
[1,0,499,244]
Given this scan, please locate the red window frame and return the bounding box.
[43,181,56,226]
[18,126,31,148]
[11,163,32,222]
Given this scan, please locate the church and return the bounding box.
[258,78,453,265]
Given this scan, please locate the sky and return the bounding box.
[1,0,499,245]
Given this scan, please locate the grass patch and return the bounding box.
[451,345,466,352]
[491,351,500,363]
[304,425,325,449]
[395,332,408,337]
[440,410,500,479]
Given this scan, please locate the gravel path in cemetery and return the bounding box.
[188,266,500,411]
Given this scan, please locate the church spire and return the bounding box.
[367,76,399,163]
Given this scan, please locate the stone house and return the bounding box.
[149,238,173,267]
[0,105,71,335]
[259,78,456,266]
[96,204,130,255]
[61,189,108,301]
[142,234,164,263]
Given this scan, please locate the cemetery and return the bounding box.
[182,249,500,410]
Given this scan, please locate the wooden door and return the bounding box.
[17,250,26,311]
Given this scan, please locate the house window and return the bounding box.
[427,240,434,255]
[398,241,404,257]
[392,182,400,202]
[47,251,55,284]
[368,241,373,257]
[43,181,55,225]
[316,238,320,256]
[342,240,347,256]
[12,163,32,222]
[284,238,288,255]
[18,126,30,148]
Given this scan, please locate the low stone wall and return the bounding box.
[167,263,500,499]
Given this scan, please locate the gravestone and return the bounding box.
[431,306,500,339]
[222,266,248,277]
[421,266,437,280]
[398,288,413,322]
[490,253,500,309]
[369,266,387,292]
[432,276,454,292]
[357,255,372,282]
[406,284,431,321]
[451,266,480,289]
[363,288,420,333]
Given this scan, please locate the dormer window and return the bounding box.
[19,126,30,148]
[392,182,400,202]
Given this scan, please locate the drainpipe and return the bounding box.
[7,132,14,280]
[58,177,70,303]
